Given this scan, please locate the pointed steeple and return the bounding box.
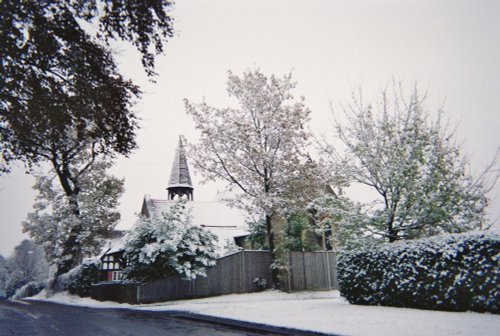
[167,136,194,200]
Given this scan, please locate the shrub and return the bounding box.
[55,259,101,297]
[124,200,218,282]
[337,232,499,313]
[11,280,47,299]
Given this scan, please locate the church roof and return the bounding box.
[168,136,193,189]
[142,196,249,252]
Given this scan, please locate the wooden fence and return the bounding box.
[136,250,338,304]
[138,250,272,303]
[283,251,339,292]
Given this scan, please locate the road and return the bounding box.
[0,299,280,336]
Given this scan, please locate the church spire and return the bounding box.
[167,136,194,201]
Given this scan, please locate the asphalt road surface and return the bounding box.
[0,299,282,336]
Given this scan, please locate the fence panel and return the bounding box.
[137,250,337,303]
[138,274,192,303]
[192,252,243,298]
[243,250,273,292]
[138,250,274,303]
[286,251,338,292]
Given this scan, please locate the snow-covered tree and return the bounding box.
[246,218,269,250]
[0,255,8,298]
[283,213,320,252]
[8,240,48,282]
[23,153,124,276]
[3,240,48,297]
[328,84,497,242]
[308,193,373,250]
[124,200,218,282]
[185,69,324,285]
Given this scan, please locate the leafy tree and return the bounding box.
[308,193,373,250]
[0,0,174,173]
[329,84,497,242]
[124,200,218,282]
[0,255,8,298]
[23,156,124,276]
[4,240,48,297]
[1,0,174,277]
[247,214,319,252]
[185,69,323,286]
[8,240,48,281]
[246,218,269,250]
[283,213,320,252]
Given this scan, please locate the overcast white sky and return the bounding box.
[1,0,499,257]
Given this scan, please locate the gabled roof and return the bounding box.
[100,230,127,257]
[168,136,193,189]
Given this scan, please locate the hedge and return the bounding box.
[337,231,499,313]
[54,259,101,297]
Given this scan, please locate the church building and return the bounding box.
[140,136,249,249]
[99,136,249,282]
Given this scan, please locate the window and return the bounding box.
[102,254,121,270]
[112,271,123,281]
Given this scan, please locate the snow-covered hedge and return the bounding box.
[11,280,47,299]
[54,259,101,297]
[337,232,499,313]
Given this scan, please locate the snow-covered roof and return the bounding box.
[100,230,127,256]
[142,195,249,248]
[142,196,249,249]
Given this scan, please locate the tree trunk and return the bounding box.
[265,214,281,288]
[266,213,290,289]
[53,161,83,276]
[388,224,398,243]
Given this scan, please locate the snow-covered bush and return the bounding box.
[337,232,499,313]
[124,200,218,282]
[252,277,268,291]
[11,280,47,299]
[54,259,101,297]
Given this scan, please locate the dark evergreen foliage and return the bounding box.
[1,0,174,276]
[0,0,174,172]
[337,232,500,313]
[246,218,269,250]
[56,260,101,297]
[284,214,320,251]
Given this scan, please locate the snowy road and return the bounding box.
[0,299,289,336]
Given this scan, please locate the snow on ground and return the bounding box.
[29,290,499,336]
